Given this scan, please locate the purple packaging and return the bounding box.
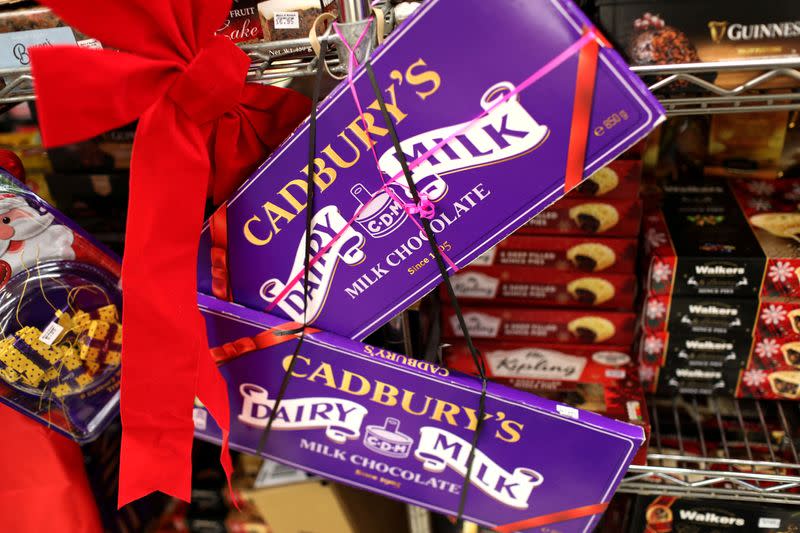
[198,0,664,339]
[0,168,122,442]
[194,295,644,532]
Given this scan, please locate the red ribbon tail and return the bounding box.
[495,502,609,532]
[563,28,600,192]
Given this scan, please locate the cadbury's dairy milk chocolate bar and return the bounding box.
[195,295,644,532]
[442,305,636,345]
[444,341,649,464]
[197,0,664,340]
[643,180,800,299]
[519,196,642,237]
[448,265,636,309]
[472,234,637,274]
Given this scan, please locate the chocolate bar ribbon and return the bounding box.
[30,0,310,506]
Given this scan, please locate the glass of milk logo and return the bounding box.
[351,184,408,238]
[363,417,414,458]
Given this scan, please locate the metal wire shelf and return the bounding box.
[633,57,800,116]
[618,395,800,504]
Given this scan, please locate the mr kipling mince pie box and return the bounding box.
[643,180,800,299]
[194,295,644,532]
[197,0,663,340]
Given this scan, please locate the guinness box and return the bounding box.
[444,342,649,464]
[596,0,800,89]
[629,495,800,532]
[197,0,663,340]
[643,180,800,299]
[447,265,636,309]
[442,305,636,345]
[518,196,642,237]
[194,295,645,532]
[471,234,637,273]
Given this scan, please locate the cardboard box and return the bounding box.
[444,342,650,464]
[596,0,800,89]
[216,0,262,44]
[638,329,750,369]
[569,158,642,200]
[447,265,636,309]
[196,0,663,340]
[240,480,408,533]
[641,294,758,337]
[638,353,742,396]
[442,305,637,345]
[471,234,637,273]
[193,295,645,532]
[629,495,800,533]
[643,181,800,299]
[518,196,642,237]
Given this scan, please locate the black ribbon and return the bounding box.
[365,60,488,525]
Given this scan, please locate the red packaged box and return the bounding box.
[447,265,636,309]
[519,196,642,237]
[471,234,637,274]
[445,342,650,464]
[441,305,636,345]
[216,0,262,43]
[570,159,642,200]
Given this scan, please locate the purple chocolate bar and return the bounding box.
[194,295,644,532]
[198,0,664,339]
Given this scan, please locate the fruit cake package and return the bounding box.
[0,168,122,442]
[194,295,645,532]
[197,0,663,340]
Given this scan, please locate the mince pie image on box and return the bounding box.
[781,342,800,368]
[577,167,619,197]
[566,242,616,272]
[567,277,616,305]
[749,212,800,242]
[568,202,619,233]
[567,316,616,343]
[768,371,800,399]
[790,309,800,333]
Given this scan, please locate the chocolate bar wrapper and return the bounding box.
[447,265,636,309]
[643,181,800,299]
[216,0,262,43]
[194,295,644,532]
[641,294,757,337]
[471,234,637,274]
[518,196,642,237]
[629,495,800,533]
[569,158,642,200]
[196,0,664,340]
[442,305,636,345]
[444,342,650,465]
[596,0,800,90]
[0,169,122,442]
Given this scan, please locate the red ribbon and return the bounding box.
[494,502,609,532]
[211,323,320,365]
[30,0,310,506]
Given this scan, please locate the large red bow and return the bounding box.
[30,0,310,506]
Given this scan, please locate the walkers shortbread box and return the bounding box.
[194,295,644,532]
[445,342,649,464]
[643,181,800,299]
[447,265,636,309]
[641,295,757,338]
[442,305,636,345]
[196,0,664,340]
[471,234,637,274]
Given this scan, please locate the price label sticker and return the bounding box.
[556,404,579,419]
[0,27,77,69]
[273,12,300,29]
[39,321,65,346]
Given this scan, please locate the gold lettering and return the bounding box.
[371,381,399,406]
[308,362,337,389]
[243,215,272,246]
[300,157,338,191]
[347,112,389,149]
[463,407,494,431]
[367,83,409,124]
[401,390,432,416]
[405,59,441,101]
[497,420,523,443]
[340,370,371,396]
[282,355,310,377]
[321,132,361,169]
[263,201,297,235]
[277,179,309,213]
[431,399,460,426]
